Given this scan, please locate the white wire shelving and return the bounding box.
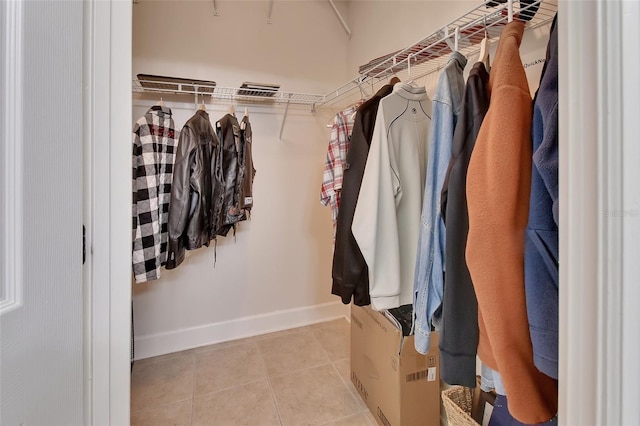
[132,79,325,107]
[132,79,327,139]
[316,0,557,109]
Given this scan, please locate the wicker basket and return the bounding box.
[442,386,479,426]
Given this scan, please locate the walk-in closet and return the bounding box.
[124,0,640,423]
[129,1,558,424]
[2,0,639,425]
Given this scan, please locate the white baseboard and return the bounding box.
[134,301,349,360]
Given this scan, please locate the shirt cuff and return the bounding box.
[370,295,400,311]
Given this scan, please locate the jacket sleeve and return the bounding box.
[131,125,143,279]
[352,105,402,310]
[413,98,454,353]
[532,100,559,227]
[320,117,338,207]
[466,78,558,423]
[166,125,194,269]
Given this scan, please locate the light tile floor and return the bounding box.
[131,318,377,426]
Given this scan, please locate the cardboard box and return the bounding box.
[351,305,441,426]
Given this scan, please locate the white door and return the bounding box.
[0,0,85,424]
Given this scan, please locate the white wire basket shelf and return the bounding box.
[316,0,557,109]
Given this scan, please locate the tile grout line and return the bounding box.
[257,342,285,426]
[130,397,193,415]
[330,355,375,425]
[265,375,285,426]
[190,351,196,426]
[192,378,267,400]
[191,342,272,400]
[329,361,364,410]
[316,411,371,426]
[267,361,356,426]
[266,361,334,381]
[130,353,197,415]
[257,329,333,378]
[307,329,334,366]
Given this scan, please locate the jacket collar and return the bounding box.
[149,105,172,117]
[393,82,428,101]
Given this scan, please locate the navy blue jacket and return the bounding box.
[525,16,558,380]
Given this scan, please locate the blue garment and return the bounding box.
[489,395,558,426]
[413,52,467,353]
[481,364,507,396]
[525,16,559,379]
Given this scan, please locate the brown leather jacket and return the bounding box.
[215,114,244,236]
[239,116,256,213]
[166,110,223,269]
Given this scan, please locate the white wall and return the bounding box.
[133,0,350,93]
[132,0,351,359]
[346,1,477,77]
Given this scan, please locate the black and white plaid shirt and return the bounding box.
[132,105,177,282]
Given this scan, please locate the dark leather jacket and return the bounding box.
[332,84,393,305]
[166,110,223,269]
[239,116,256,213]
[215,114,244,236]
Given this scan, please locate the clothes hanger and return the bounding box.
[357,82,368,101]
[241,107,248,130]
[453,26,460,52]
[228,104,236,116]
[389,76,401,86]
[326,114,335,128]
[350,89,365,121]
[157,97,165,107]
[405,55,421,89]
[198,96,206,111]
[478,18,490,68]
[347,83,368,120]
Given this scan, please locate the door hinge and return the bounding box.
[83,225,86,265]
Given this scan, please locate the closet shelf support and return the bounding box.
[279,93,292,141]
[328,0,352,38]
[212,0,218,16]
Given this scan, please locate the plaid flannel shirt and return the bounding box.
[320,103,361,234]
[132,105,177,283]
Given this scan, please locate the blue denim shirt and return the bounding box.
[413,52,467,353]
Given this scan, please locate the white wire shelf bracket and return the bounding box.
[133,79,326,108]
[315,0,557,109]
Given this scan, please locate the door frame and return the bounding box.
[87,0,640,424]
[84,0,132,424]
[559,1,640,424]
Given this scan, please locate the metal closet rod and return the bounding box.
[315,0,556,109]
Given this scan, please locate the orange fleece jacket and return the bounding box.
[466,22,558,423]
